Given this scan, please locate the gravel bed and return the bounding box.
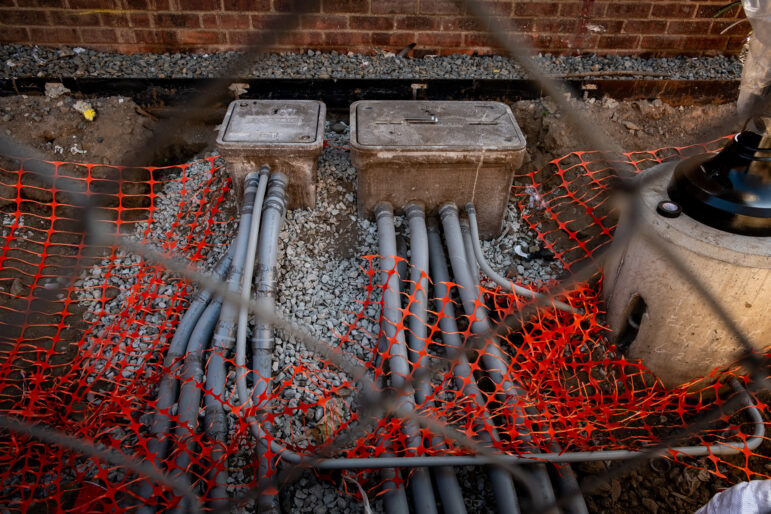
[1,44,741,80]
[63,122,560,512]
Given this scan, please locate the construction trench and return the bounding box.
[0,75,770,512]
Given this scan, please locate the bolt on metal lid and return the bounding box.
[352,100,525,150]
[218,100,323,145]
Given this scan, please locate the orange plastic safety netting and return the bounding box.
[0,140,768,511]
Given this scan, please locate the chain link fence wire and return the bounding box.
[0,0,770,511]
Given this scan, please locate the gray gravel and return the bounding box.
[63,120,560,512]
[1,44,742,80]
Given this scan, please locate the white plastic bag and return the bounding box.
[738,0,771,120]
[695,480,771,514]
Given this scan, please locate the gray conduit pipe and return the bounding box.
[439,203,529,424]
[375,201,436,514]
[203,171,261,509]
[404,203,467,514]
[138,247,233,512]
[170,297,226,514]
[235,165,270,409]
[459,218,480,281]
[464,203,579,315]
[461,210,581,512]
[440,203,559,510]
[249,172,289,514]
[427,219,521,514]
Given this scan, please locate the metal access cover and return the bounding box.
[219,100,322,144]
[353,100,525,149]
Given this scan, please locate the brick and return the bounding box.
[153,13,201,28]
[710,20,750,36]
[681,36,726,50]
[463,32,498,47]
[512,18,535,32]
[174,0,220,9]
[639,35,683,50]
[371,31,415,47]
[695,3,741,19]
[560,1,606,17]
[29,26,80,43]
[0,9,49,25]
[513,3,557,17]
[598,34,639,49]
[50,11,101,26]
[300,14,347,29]
[223,0,271,11]
[201,13,251,29]
[80,28,122,43]
[667,20,712,35]
[68,0,120,7]
[227,31,252,45]
[0,27,29,42]
[350,15,393,31]
[650,3,696,18]
[135,29,179,44]
[479,1,512,16]
[419,0,466,15]
[534,18,578,33]
[100,13,141,27]
[125,0,171,8]
[178,29,223,44]
[395,15,440,31]
[274,0,321,12]
[283,30,325,45]
[251,14,287,29]
[581,20,624,34]
[532,34,574,50]
[26,0,67,6]
[623,20,667,34]
[441,16,481,31]
[558,2,581,17]
[298,31,326,45]
[372,0,416,14]
[129,13,151,27]
[325,30,370,45]
[322,0,367,13]
[417,32,462,47]
[572,33,599,51]
[605,3,651,18]
[726,35,747,52]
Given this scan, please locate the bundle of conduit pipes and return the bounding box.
[138,165,292,513]
[374,200,587,514]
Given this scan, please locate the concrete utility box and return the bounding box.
[603,161,771,389]
[350,100,526,238]
[216,100,326,209]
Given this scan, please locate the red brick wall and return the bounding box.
[0,1,748,56]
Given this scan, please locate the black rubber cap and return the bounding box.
[667,131,771,236]
[656,200,682,218]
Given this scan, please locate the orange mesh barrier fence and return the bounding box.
[0,142,768,511]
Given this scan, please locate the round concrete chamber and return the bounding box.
[603,154,770,389]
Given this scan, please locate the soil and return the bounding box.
[0,94,213,166]
[0,91,762,513]
[508,97,742,172]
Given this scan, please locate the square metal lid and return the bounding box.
[220,100,323,144]
[353,101,525,150]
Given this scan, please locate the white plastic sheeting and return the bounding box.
[738,0,771,120]
[695,480,771,514]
